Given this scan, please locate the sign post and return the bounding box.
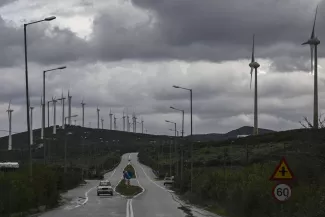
[272,183,292,202]
[270,157,294,203]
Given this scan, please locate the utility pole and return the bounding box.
[52,97,57,135]
[81,100,86,128]
[30,106,34,145]
[67,91,72,126]
[57,93,65,129]
[97,107,100,129]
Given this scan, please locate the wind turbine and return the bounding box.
[122,110,126,131]
[101,117,104,129]
[81,99,86,127]
[109,109,113,130]
[141,118,144,134]
[302,6,320,129]
[97,106,100,129]
[126,110,130,132]
[249,34,260,135]
[30,106,34,145]
[132,113,137,133]
[57,92,65,129]
[68,91,72,126]
[114,115,117,130]
[7,101,13,150]
[52,96,57,135]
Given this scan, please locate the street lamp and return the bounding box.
[170,106,184,137]
[165,120,176,137]
[24,16,56,180]
[43,66,67,135]
[172,85,193,192]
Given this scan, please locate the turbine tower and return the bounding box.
[30,106,34,145]
[302,6,320,129]
[126,113,130,132]
[249,34,260,135]
[101,117,104,129]
[132,113,137,133]
[114,115,117,130]
[40,96,44,139]
[122,111,126,131]
[57,92,65,129]
[52,97,57,135]
[81,99,86,127]
[141,118,144,134]
[97,106,100,129]
[47,99,53,128]
[7,101,13,150]
[68,91,72,126]
[109,109,113,130]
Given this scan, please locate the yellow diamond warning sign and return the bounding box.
[269,157,294,181]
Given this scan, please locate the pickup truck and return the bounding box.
[163,176,174,186]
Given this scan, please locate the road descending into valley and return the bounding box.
[37,153,219,217]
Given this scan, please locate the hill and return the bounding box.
[138,127,325,217]
[187,126,275,142]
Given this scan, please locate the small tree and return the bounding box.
[300,113,325,128]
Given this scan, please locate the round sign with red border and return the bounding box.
[272,183,291,202]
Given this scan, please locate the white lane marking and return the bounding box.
[81,168,117,205]
[132,161,145,199]
[138,163,174,193]
[126,199,130,217]
[130,199,134,217]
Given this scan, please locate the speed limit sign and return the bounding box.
[273,183,291,202]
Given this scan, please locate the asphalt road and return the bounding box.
[36,153,219,217]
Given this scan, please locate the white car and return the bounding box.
[97,180,113,196]
[163,176,174,186]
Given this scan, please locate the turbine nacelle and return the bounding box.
[302,37,320,46]
[249,62,260,69]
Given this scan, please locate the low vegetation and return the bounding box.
[115,164,142,197]
[139,128,325,217]
[0,124,159,216]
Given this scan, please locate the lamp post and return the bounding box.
[166,120,177,177]
[173,85,193,192]
[170,106,184,137]
[43,66,67,136]
[24,15,56,180]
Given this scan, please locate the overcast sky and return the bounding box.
[0,0,324,138]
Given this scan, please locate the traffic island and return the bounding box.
[115,164,143,197]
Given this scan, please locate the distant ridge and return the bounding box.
[188,126,275,142]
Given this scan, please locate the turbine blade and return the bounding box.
[250,67,253,89]
[311,5,318,39]
[251,34,255,62]
[302,41,309,45]
[310,45,314,75]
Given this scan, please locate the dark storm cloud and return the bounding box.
[0,0,17,7]
[1,0,325,70]
[0,16,88,68]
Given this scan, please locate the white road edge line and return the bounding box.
[131,154,145,199]
[126,199,130,217]
[138,162,174,193]
[81,168,117,205]
[130,199,134,217]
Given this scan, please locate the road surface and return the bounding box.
[36,153,219,217]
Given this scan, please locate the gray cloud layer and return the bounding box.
[1,0,324,72]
